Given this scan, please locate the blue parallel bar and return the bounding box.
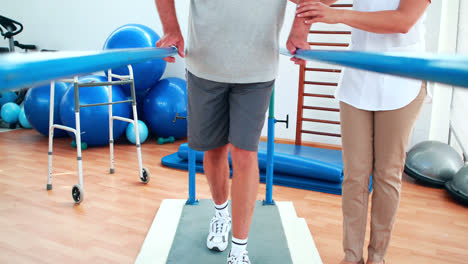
[2,47,467,91]
[281,48,468,88]
[0,47,177,91]
[264,87,275,205]
[187,146,199,205]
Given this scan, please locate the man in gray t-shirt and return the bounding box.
[155,0,310,263]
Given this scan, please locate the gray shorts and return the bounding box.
[187,71,274,152]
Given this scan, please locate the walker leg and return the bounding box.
[73,78,84,204]
[46,81,55,191]
[108,70,115,174]
[129,75,149,183]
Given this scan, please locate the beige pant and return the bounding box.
[340,85,426,262]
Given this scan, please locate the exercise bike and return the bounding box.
[0,15,37,128]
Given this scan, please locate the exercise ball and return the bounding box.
[133,89,149,120]
[18,108,31,129]
[405,141,464,187]
[0,91,18,107]
[59,75,131,147]
[445,164,468,205]
[144,78,187,139]
[126,120,149,144]
[103,24,166,95]
[24,82,69,137]
[1,102,20,124]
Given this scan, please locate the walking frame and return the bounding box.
[46,65,151,204]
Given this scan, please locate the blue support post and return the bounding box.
[264,88,276,205]
[186,146,199,205]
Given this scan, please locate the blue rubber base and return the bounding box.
[177,142,344,183]
[162,152,344,195]
[162,143,373,195]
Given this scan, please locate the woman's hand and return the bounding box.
[296,2,343,25]
[156,31,185,63]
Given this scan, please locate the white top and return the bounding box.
[185,0,287,83]
[335,0,427,111]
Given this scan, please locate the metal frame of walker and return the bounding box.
[185,87,280,206]
[46,65,151,204]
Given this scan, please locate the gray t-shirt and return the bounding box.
[185,0,287,83]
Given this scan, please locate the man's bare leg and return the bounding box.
[205,144,232,252]
[204,144,231,204]
[230,145,259,239]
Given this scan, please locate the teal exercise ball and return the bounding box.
[59,75,131,147]
[1,102,20,124]
[0,91,18,108]
[103,24,167,95]
[126,120,149,144]
[24,82,69,137]
[143,78,187,139]
[18,108,31,129]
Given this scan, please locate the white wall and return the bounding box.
[450,0,468,158]
[0,0,187,79]
[407,0,442,149]
[1,0,448,147]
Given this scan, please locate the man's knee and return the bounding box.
[231,145,257,165]
[205,144,230,162]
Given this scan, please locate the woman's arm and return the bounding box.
[320,0,339,5]
[290,0,338,4]
[285,0,339,65]
[296,0,430,34]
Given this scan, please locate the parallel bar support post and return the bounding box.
[187,146,199,205]
[264,87,276,205]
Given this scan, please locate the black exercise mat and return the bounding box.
[166,199,293,264]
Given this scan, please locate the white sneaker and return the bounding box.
[227,250,251,264]
[206,215,231,251]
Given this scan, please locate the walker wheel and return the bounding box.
[140,167,151,184]
[72,184,84,204]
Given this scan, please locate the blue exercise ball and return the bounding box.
[18,108,31,129]
[0,91,18,108]
[59,75,131,147]
[24,82,69,137]
[1,102,20,124]
[132,88,149,121]
[126,120,149,144]
[103,24,167,95]
[143,78,187,139]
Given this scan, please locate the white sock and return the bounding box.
[231,237,248,257]
[214,200,229,218]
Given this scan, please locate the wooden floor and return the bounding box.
[0,129,467,264]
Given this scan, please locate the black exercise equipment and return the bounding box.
[445,165,468,206]
[405,141,464,187]
[0,14,38,122]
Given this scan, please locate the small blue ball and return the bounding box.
[126,120,149,144]
[19,108,32,129]
[1,102,20,124]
